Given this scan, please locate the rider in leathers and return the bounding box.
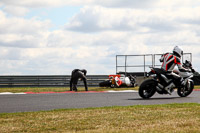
[160,46,190,93]
[70,69,88,91]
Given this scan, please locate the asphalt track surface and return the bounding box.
[0,91,200,113]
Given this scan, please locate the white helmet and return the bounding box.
[115,76,119,82]
[173,46,183,57]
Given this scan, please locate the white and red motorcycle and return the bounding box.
[99,74,137,88]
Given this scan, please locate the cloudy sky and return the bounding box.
[0,0,200,75]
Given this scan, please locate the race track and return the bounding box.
[0,91,200,113]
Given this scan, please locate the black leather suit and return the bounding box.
[70,69,88,91]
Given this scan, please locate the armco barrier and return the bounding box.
[0,75,108,87]
[192,76,200,85]
[0,75,199,88]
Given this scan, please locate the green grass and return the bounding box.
[0,86,139,93]
[0,103,200,133]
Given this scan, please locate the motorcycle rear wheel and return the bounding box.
[99,80,112,87]
[177,81,194,97]
[139,79,156,99]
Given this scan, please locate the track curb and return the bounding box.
[0,89,199,95]
[0,90,138,95]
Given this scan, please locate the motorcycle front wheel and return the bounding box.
[177,80,194,97]
[139,79,156,99]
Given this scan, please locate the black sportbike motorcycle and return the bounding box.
[139,60,195,99]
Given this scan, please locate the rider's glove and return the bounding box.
[191,68,195,73]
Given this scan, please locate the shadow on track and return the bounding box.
[127,97,190,100]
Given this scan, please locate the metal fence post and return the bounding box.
[116,55,118,74]
[144,55,145,77]
[125,55,127,76]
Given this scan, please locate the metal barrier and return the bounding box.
[0,74,199,87]
[0,75,108,87]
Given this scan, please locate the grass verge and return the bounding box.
[0,86,139,93]
[0,103,200,133]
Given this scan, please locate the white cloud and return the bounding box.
[65,6,135,32]
[2,0,199,9]
[0,13,51,35]
[0,10,51,48]
[65,6,200,35]
[0,0,150,8]
[0,0,63,8]
[0,1,200,75]
[1,0,199,17]
[3,5,29,16]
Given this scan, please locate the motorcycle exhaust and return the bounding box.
[156,83,164,92]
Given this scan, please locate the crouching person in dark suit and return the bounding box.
[70,69,88,91]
